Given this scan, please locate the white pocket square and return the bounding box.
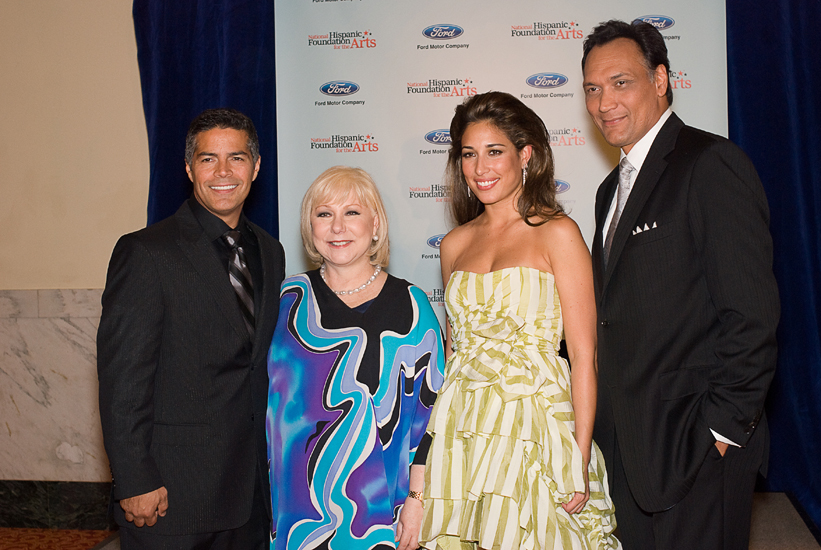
[632,221,658,235]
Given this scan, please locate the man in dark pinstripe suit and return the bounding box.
[98,108,285,549]
[582,20,779,549]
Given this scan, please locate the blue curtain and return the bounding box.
[133,0,278,236]
[134,0,821,530]
[727,0,821,531]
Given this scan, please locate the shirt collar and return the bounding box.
[621,108,673,174]
[188,196,248,242]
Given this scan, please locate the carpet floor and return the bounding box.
[0,493,817,549]
[0,529,114,550]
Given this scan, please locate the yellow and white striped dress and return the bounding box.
[420,267,620,550]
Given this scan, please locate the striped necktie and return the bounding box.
[603,157,635,268]
[222,230,255,337]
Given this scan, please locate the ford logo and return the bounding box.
[424,129,452,145]
[422,24,464,40]
[427,234,446,249]
[635,15,675,30]
[555,180,570,194]
[319,81,360,96]
[526,73,568,89]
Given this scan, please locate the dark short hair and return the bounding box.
[184,108,260,166]
[446,91,563,227]
[582,19,673,105]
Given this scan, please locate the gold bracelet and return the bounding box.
[407,490,424,505]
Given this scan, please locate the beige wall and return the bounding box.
[0,1,149,290]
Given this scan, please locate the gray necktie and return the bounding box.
[603,157,635,267]
[222,230,255,337]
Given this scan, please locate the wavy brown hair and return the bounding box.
[446,91,563,227]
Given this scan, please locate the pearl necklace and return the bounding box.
[320,263,382,296]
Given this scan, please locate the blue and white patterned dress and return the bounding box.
[266,270,445,550]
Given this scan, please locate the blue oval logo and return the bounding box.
[422,24,464,40]
[526,73,568,89]
[555,180,570,194]
[424,129,452,145]
[319,81,360,96]
[427,234,446,249]
[635,15,675,30]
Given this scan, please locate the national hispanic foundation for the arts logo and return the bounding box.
[310,134,379,153]
[408,184,448,202]
[511,20,583,40]
[307,30,376,49]
[549,128,585,147]
[669,69,692,90]
[407,78,477,98]
[425,288,446,306]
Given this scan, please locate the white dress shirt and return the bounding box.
[601,108,672,240]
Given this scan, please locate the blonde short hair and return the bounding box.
[300,166,390,267]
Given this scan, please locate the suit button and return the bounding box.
[600,320,609,327]
[251,414,255,421]
[250,366,255,371]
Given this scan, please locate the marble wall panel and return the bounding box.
[38,290,103,319]
[46,480,113,529]
[0,289,109,482]
[0,479,49,528]
[0,290,38,318]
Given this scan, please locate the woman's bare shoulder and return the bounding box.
[529,214,590,270]
[441,221,478,251]
[538,213,583,240]
[440,222,477,273]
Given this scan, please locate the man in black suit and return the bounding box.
[582,20,779,549]
[98,108,285,549]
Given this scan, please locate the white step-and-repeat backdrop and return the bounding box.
[275,1,726,324]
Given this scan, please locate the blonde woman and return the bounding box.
[266,166,445,550]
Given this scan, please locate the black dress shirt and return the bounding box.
[188,197,263,337]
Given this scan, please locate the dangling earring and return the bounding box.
[467,184,471,198]
[522,165,528,187]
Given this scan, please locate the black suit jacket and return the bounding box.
[97,201,285,535]
[591,114,779,512]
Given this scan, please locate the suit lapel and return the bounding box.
[249,224,278,359]
[593,168,618,292]
[174,204,250,343]
[602,115,684,291]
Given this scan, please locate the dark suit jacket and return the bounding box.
[591,114,779,512]
[97,201,285,535]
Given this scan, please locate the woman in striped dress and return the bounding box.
[419,92,621,550]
